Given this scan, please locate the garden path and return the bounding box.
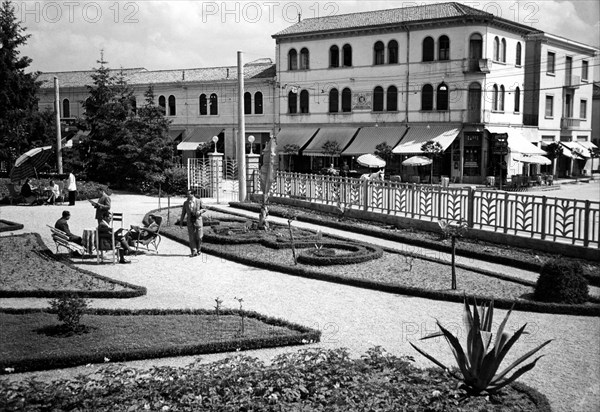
[0,193,598,412]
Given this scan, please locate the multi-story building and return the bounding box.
[37,59,277,163]
[36,2,598,183]
[272,2,598,182]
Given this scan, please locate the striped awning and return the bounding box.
[392,125,460,154]
[560,142,588,158]
[274,128,319,154]
[342,126,408,156]
[487,126,546,155]
[301,127,359,157]
[168,128,186,141]
[177,127,223,151]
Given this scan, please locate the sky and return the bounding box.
[14,0,600,74]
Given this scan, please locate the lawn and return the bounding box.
[0,309,318,374]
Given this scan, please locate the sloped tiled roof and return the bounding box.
[38,59,275,88]
[37,68,147,88]
[273,2,494,38]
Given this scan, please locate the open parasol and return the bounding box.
[402,155,432,167]
[9,146,54,182]
[356,153,386,168]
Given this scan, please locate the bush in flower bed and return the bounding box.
[0,347,551,411]
[534,259,589,304]
[297,242,383,265]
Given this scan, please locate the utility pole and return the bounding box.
[54,77,63,174]
[237,51,247,201]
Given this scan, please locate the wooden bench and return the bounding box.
[47,225,86,257]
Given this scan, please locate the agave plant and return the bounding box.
[410,298,552,395]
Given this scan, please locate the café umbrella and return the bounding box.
[9,146,54,182]
[402,155,433,167]
[356,153,386,168]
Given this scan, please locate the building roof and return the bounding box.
[273,2,496,38]
[38,59,275,88]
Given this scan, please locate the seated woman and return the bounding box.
[128,214,159,245]
[45,180,60,205]
[97,212,134,264]
[20,178,38,204]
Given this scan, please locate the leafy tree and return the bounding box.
[420,140,443,183]
[544,142,563,177]
[0,0,54,168]
[282,143,299,172]
[321,140,341,168]
[374,142,393,165]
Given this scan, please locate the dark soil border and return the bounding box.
[0,233,147,299]
[0,308,321,374]
[0,219,24,232]
[160,224,600,317]
[229,201,600,287]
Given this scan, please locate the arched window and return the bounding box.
[499,85,505,111]
[492,84,498,111]
[299,48,309,70]
[288,49,297,70]
[158,95,166,114]
[387,86,398,111]
[209,93,218,115]
[493,37,500,61]
[244,92,252,114]
[514,87,521,112]
[438,35,450,61]
[421,84,433,110]
[388,40,398,64]
[437,83,448,110]
[288,90,297,114]
[341,88,352,112]
[329,88,339,113]
[299,90,309,113]
[62,99,70,118]
[343,44,352,67]
[254,92,263,114]
[516,42,522,66]
[168,95,176,116]
[373,86,384,111]
[329,45,339,68]
[469,33,483,60]
[501,38,506,62]
[374,41,385,65]
[199,94,207,115]
[422,37,434,62]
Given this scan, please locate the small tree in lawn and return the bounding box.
[545,142,563,177]
[438,219,468,290]
[321,140,341,169]
[421,140,443,183]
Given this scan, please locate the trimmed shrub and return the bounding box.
[534,259,589,304]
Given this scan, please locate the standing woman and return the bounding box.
[180,190,206,257]
[67,172,77,206]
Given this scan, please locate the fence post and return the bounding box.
[540,196,547,240]
[503,192,510,234]
[466,186,475,227]
[584,200,590,247]
[363,179,369,211]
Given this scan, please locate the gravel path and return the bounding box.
[0,193,599,412]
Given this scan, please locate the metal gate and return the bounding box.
[188,157,240,202]
[221,157,239,202]
[188,158,211,197]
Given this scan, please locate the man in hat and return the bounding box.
[54,210,82,245]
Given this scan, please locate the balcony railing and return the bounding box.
[561,117,581,130]
[463,58,490,74]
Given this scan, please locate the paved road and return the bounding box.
[0,193,598,412]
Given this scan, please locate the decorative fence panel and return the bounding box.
[272,172,599,248]
[188,158,211,197]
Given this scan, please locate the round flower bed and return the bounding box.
[297,242,383,266]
